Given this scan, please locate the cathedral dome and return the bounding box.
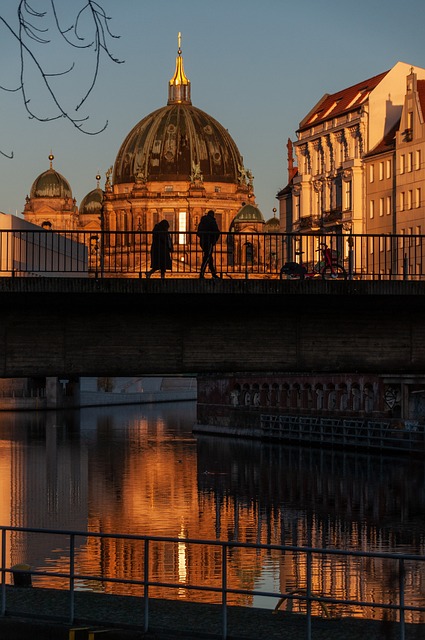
[265,215,280,232]
[113,41,244,186]
[80,186,103,217]
[30,155,72,199]
[234,203,265,222]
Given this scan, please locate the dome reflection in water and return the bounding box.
[1,401,424,621]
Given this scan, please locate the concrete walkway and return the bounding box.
[0,587,423,639]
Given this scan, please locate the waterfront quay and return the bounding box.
[1,587,424,640]
[1,527,424,640]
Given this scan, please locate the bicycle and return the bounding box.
[280,243,347,280]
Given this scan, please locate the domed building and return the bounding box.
[23,154,78,230]
[101,38,255,274]
[79,175,104,231]
[23,38,259,276]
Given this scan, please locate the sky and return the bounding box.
[0,0,425,219]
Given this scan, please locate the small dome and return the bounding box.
[234,203,265,223]
[265,216,280,232]
[80,187,103,216]
[30,158,72,199]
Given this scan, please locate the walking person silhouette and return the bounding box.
[146,219,173,278]
[197,210,220,279]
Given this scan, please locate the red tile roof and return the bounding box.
[298,70,390,131]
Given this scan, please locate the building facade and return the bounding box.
[278,62,425,275]
[363,68,425,277]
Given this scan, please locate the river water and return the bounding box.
[0,400,424,620]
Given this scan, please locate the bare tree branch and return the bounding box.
[0,0,124,157]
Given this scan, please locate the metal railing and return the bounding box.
[1,526,424,639]
[1,229,425,280]
[261,414,425,454]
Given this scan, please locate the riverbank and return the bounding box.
[0,376,197,410]
[1,587,423,639]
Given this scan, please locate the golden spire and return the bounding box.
[168,33,191,105]
[48,152,54,169]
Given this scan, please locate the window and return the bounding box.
[214,186,221,193]
[416,226,421,245]
[164,211,175,230]
[407,190,413,210]
[379,237,384,252]
[177,211,186,244]
[407,152,413,172]
[379,198,384,216]
[294,192,300,221]
[416,188,421,208]
[416,149,421,170]
[323,101,340,118]
[400,192,405,211]
[400,154,405,174]
[386,159,392,179]
[344,180,352,211]
[386,195,392,215]
[379,162,384,180]
[164,185,173,192]
[369,200,374,219]
[369,164,374,183]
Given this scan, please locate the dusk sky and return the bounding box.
[0,0,425,219]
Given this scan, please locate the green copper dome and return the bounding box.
[30,156,73,199]
[234,204,264,222]
[80,187,103,216]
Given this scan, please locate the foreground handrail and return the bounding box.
[2,230,425,281]
[1,525,424,639]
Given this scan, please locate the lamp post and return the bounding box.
[342,221,353,279]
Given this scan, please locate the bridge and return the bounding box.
[1,277,425,377]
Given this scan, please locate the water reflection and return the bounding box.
[0,402,424,619]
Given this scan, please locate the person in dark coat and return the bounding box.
[197,210,220,278]
[146,219,173,278]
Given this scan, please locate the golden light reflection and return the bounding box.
[178,519,188,596]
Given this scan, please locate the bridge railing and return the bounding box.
[1,525,425,639]
[0,229,424,279]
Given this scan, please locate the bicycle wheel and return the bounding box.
[321,264,347,280]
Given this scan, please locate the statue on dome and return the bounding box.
[238,164,248,185]
[190,160,203,183]
[246,169,254,188]
[135,167,147,184]
[105,166,113,191]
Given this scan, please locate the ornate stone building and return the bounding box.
[278,61,425,241]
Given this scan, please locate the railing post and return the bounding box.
[398,557,405,640]
[221,543,228,640]
[403,254,408,280]
[306,550,312,640]
[1,528,6,616]
[144,539,149,633]
[69,533,75,624]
